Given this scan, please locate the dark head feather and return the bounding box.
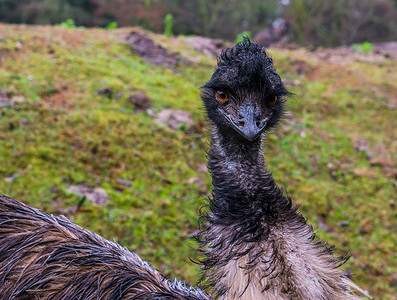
[202,39,290,142]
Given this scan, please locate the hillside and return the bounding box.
[0,24,396,298]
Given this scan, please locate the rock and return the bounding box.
[115,92,123,99]
[97,87,113,98]
[67,185,109,206]
[0,90,25,107]
[155,109,193,130]
[116,179,132,187]
[129,92,151,112]
[327,163,336,170]
[197,163,207,173]
[15,40,23,50]
[339,220,350,227]
[316,217,332,233]
[133,150,142,157]
[353,138,373,159]
[5,173,20,182]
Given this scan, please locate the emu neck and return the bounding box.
[203,127,368,300]
[208,127,282,218]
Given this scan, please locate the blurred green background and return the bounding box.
[1,0,397,46]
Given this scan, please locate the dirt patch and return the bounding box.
[125,31,179,67]
[312,45,390,65]
[350,134,397,179]
[305,63,359,90]
[371,85,397,108]
[373,42,397,59]
[184,36,225,57]
[43,88,77,108]
[291,59,312,75]
[155,109,193,130]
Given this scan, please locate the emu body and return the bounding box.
[198,40,370,299]
[0,194,209,299]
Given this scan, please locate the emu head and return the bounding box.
[202,39,290,142]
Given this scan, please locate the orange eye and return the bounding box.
[269,96,277,105]
[216,91,228,103]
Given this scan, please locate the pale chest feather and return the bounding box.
[212,225,368,300]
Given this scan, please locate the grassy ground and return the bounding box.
[0,24,395,298]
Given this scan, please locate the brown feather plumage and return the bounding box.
[0,194,210,300]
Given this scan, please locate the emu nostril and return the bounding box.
[236,102,263,130]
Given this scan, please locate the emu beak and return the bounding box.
[218,102,268,141]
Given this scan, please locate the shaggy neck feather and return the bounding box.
[208,126,285,222]
[200,126,368,300]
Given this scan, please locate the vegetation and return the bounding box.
[235,31,252,44]
[106,21,118,30]
[285,0,397,47]
[164,13,173,38]
[57,18,83,29]
[0,24,396,298]
[2,0,397,46]
[352,42,374,54]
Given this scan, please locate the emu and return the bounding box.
[0,194,210,299]
[198,39,370,299]
[0,39,369,299]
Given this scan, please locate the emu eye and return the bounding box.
[269,96,277,106]
[216,91,228,103]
